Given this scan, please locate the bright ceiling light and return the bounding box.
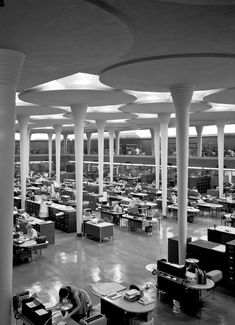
[87,105,123,113]
[26,72,114,92]
[206,103,235,111]
[30,114,68,120]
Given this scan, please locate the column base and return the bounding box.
[76,233,83,237]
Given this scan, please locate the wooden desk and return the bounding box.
[13,237,37,263]
[157,270,214,301]
[197,202,223,217]
[216,198,235,213]
[99,208,123,225]
[17,215,55,244]
[120,214,146,232]
[208,225,235,245]
[129,192,148,200]
[101,287,155,325]
[167,204,200,222]
[84,221,114,242]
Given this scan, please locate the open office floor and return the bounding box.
[13,213,235,325]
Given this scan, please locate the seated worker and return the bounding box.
[25,223,38,240]
[51,285,92,324]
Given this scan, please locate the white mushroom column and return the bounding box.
[63,132,69,155]
[216,121,225,198]
[153,124,160,190]
[171,85,194,265]
[26,127,31,177]
[96,120,106,195]
[48,131,53,178]
[115,130,120,155]
[86,132,92,155]
[17,114,30,210]
[158,113,170,217]
[86,132,92,173]
[54,125,62,184]
[0,49,24,325]
[150,128,154,156]
[71,105,87,235]
[109,129,115,183]
[196,125,203,157]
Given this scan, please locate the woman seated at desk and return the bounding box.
[26,223,38,240]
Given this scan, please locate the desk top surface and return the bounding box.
[209,225,235,234]
[101,288,155,313]
[86,221,114,228]
[130,192,148,197]
[168,205,200,212]
[14,236,36,248]
[197,202,223,208]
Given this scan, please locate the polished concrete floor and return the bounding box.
[13,212,235,325]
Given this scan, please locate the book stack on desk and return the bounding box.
[124,289,141,302]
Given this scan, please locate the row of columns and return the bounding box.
[0,54,227,325]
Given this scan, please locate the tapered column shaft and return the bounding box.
[150,128,155,156]
[0,49,25,325]
[18,114,30,210]
[196,125,203,157]
[217,122,225,198]
[71,105,87,234]
[109,129,115,183]
[48,132,53,178]
[171,85,194,265]
[159,114,170,217]
[96,120,106,195]
[86,132,92,155]
[54,125,62,184]
[115,130,120,155]
[153,124,160,190]
[26,128,31,177]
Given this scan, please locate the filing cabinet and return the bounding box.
[225,239,235,290]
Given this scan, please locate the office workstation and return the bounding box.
[1,2,235,325]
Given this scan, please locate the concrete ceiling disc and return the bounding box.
[29,118,74,127]
[127,117,175,127]
[3,0,132,91]
[190,110,235,123]
[204,88,235,105]
[156,0,235,5]
[16,105,66,116]
[100,56,235,92]
[119,101,210,114]
[19,89,136,107]
[65,111,134,121]
[189,119,215,127]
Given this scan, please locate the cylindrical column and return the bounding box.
[217,121,225,198]
[96,120,106,195]
[195,125,203,157]
[71,104,87,235]
[0,49,25,325]
[18,114,30,210]
[150,128,155,156]
[63,133,68,155]
[48,131,53,178]
[171,85,194,265]
[115,130,120,155]
[153,123,160,190]
[54,125,62,184]
[86,132,92,155]
[26,127,31,177]
[159,113,170,217]
[109,129,115,183]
